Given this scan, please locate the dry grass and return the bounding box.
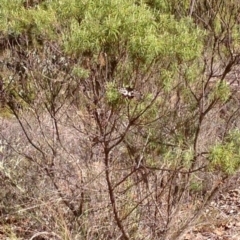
[0,88,240,240]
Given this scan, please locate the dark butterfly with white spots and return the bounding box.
[118,87,142,100]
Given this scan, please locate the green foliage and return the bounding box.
[209,80,231,103]
[72,66,90,78]
[61,0,204,65]
[50,0,87,23]
[145,0,190,16]
[146,145,193,169]
[161,67,177,90]
[63,0,161,60]
[209,129,240,174]
[159,16,204,61]
[183,61,204,83]
[28,7,58,38]
[0,0,24,33]
[182,147,194,167]
[105,82,121,106]
[232,25,240,51]
[0,0,204,81]
[190,179,203,193]
[0,0,58,39]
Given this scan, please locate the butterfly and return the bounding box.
[118,87,141,100]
